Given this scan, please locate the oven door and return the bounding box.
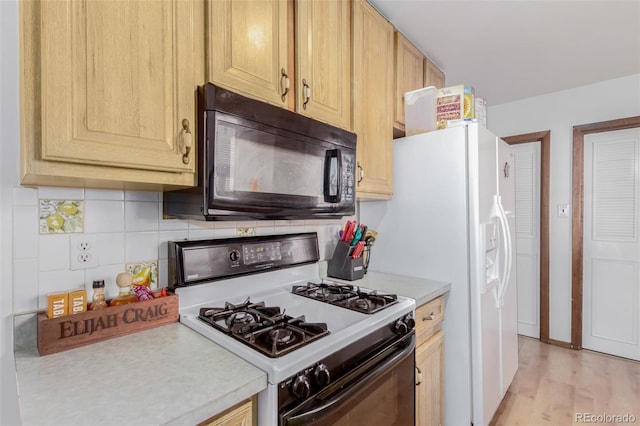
[206,111,355,219]
[281,333,415,426]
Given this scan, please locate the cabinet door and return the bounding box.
[202,399,253,426]
[40,0,196,174]
[296,0,351,130]
[207,0,292,110]
[416,330,445,426]
[425,57,445,89]
[394,32,425,131]
[352,0,394,199]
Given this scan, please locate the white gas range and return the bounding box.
[170,233,416,426]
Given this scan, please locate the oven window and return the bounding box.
[281,344,415,426]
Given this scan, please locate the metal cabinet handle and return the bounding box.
[281,68,290,102]
[423,312,436,321]
[180,119,193,165]
[357,162,364,184]
[416,366,422,386]
[302,78,311,109]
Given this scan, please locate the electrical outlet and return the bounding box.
[70,234,98,270]
[558,204,570,218]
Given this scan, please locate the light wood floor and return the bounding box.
[491,336,640,425]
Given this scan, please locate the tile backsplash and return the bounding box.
[12,186,344,314]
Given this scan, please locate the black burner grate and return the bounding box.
[292,282,398,314]
[198,299,329,358]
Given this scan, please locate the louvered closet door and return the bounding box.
[513,142,541,338]
[583,128,640,360]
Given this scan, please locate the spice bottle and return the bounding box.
[89,280,107,310]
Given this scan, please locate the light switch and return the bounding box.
[558,204,570,218]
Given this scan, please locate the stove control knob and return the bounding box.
[394,315,415,336]
[394,319,408,335]
[291,374,311,399]
[229,250,240,262]
[405,315,416,331]
[313,364,331,387]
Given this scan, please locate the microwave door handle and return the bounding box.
[323,149,341,203]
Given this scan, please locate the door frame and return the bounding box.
[571,115,640,349]
[502,131,551,343]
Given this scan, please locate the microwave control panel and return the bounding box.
[342,152,355,201]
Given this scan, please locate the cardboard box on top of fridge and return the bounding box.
[436,85,475,129]
[404,86,437,136]
[475,97,487,127]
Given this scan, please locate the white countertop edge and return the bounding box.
[411,284,451,307]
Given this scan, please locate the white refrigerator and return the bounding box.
[361,122,518,426]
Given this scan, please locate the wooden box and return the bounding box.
[37,293,179,356]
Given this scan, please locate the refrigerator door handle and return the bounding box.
[491,194,511,308]
[496,196,513,306]
[490,195,504,307]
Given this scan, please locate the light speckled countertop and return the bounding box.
[327,270,451,307]
[15,323,267,426]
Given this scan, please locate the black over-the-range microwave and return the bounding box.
[164,84,357,221]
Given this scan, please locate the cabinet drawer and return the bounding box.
[415,295,445,343]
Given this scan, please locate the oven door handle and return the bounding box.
[323,149,342,203]
[282,335,415,425]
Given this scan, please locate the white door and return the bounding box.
[583,128,640,361]
[512,142,541,338]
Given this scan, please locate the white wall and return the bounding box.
[1,1,22,424]
[488,73,640,342]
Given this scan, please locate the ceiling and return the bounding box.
[368,0,640,106]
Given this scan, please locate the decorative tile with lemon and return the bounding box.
[126,260,159,290]
[39,200,84,234]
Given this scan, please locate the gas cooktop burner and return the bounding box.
[198,299,329,358]
[291,282,398,314]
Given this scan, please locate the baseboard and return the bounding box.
[547,338,573,349]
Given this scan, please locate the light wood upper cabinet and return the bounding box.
[425,57,446,89]
[352,0,394,199]
[207,0,351,131]
[21,0,203,189]
[296,0,351,130]
[393,32,425,132]
[207,0,293,110]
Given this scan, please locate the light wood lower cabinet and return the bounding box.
[198,399,254,426]
[416,330,444,426]
[415,295,445,426]
[20,0,203,190]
